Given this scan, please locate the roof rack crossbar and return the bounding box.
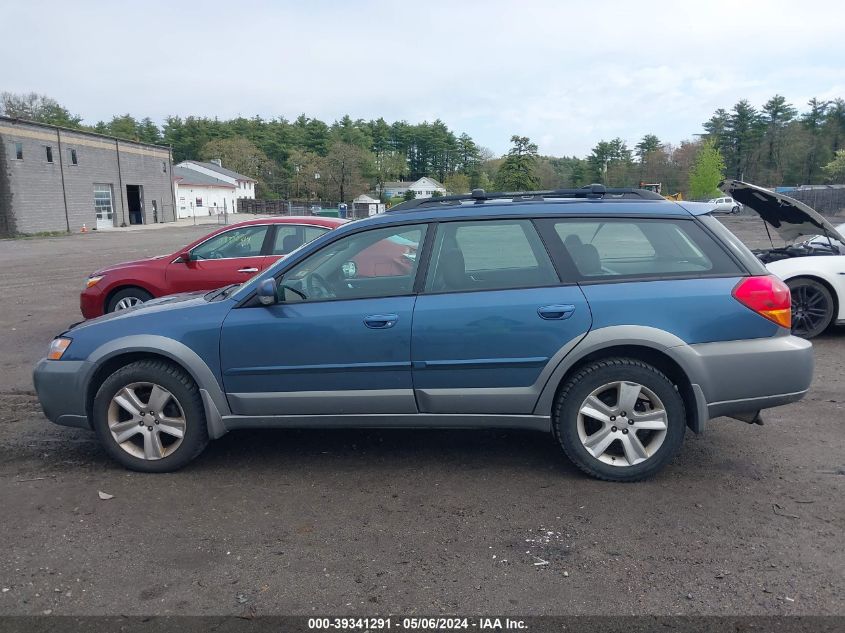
[388,184,665,211]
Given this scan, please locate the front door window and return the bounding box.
[191,225,269,260]
[280,224,425,302]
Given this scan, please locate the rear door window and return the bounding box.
[424,219,558,293]
[541,218,742,281]
[271,224,330,255]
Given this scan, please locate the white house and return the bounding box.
[382,176,448,199]
[177,159,257,201]
[172,166,238,219]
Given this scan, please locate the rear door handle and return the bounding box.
[364,314,399,329]
[237,267,259,273]
[538,304,576,320]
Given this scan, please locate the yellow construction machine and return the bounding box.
[639,182,683,201]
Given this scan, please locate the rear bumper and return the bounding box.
[33,359,92,429]
[675,334,813,423]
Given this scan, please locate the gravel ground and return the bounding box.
[0,217,842,616]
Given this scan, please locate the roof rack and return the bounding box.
[387,184,666,212]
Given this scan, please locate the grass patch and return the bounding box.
[2,230,71,240]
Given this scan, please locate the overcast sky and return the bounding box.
[3,0,844,156]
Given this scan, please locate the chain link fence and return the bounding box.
[779,186,845,217]
[238,199,369,218]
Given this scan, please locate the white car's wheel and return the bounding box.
[787,278,835,339]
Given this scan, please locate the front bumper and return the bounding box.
[33,358,93,429]
[676,334,814,423]
[80,286,105,319]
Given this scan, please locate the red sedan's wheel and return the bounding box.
[106,288,153,313]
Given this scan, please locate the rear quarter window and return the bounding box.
[539,217,744,282]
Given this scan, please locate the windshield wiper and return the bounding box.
[206,283,241,301]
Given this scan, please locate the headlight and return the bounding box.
[47,337,72,360]
[86,275,104,289]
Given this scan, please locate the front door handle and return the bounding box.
[237,267,259,273]
[364,314,399,329]
[538,304,576,320]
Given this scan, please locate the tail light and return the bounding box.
[732,275,791,329]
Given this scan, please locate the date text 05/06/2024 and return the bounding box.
[307,617,528,630]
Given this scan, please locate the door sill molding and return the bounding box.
[220,413,551,433]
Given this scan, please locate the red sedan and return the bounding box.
[81,217,344,319]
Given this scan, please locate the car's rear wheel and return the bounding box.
[553,359,686,482]
[788,278,834,339]
[731,205,741,214]
[92,360,208,472]
[106,287,153,313]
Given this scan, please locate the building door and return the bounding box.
[126,185,144,225]
[93,184,115,230]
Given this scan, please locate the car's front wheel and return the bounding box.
[92,360,208,472]
[788,278,834,339]
[553,359,686,482]
[106,287,153,313]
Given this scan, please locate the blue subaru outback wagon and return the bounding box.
[33,186,813,481]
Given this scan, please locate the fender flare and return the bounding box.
[532,325,709,430]
[84,335,230,439]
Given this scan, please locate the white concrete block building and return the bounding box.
[172,160,257,219]
[177,159,256,200]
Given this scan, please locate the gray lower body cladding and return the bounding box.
[673,334,813,419]
[33,333,813,436]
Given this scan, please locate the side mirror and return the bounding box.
[256,278,278,306]
[176,250,192,263]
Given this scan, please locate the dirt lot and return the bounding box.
[0,217,842,616]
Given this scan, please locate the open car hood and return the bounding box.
[719,180,845,243]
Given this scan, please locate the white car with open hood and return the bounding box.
[719,180,845,339]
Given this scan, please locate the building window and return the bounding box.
[196,198,203,207]
[68,148,78,165]
[161,161,167,173]
[14,142,23,160]
[45,146,53,163]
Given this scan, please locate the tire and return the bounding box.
[92,359,208,472]
[731,205,741,215]
[788,278,835,339]
[553,358,686,482]
[106,287,153,313]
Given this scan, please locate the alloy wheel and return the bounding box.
[576,380,668,467]
[114,296,144,310]
[107,382,186,460]
[791,284,831,337]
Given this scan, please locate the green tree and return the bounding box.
[825,98,845,153]
[724,100,764,180]
[320,141,372,203]
[822,149,845,182]
[403,189,417,201]
[635,134,662,162]
[589,138,633,185]
[0,92,82,127]
[200,136,277,197]
[444,172,470,194]
[802,97,830,182]
[688,140,725,199]
[761,95,797,181]
[495,135,539,190]
[106,114,141,140]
